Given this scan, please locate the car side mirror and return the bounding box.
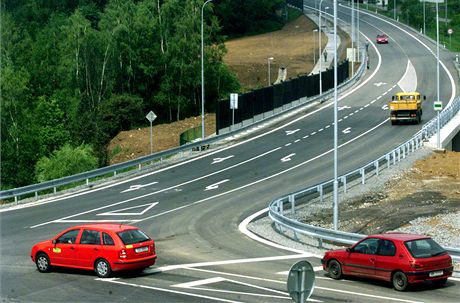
[52,239,57,245]
[392,96,395,101]
[423,96,426,100]
[346,247,353,253]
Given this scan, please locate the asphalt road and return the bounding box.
[1,1,459,302]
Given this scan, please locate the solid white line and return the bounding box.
[154,254,311,272]
[30,147,281,228]
[172,277,225,288]
[96,279,243,303]
[314,285,423,303]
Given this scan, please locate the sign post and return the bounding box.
[287,260,315,302]
[230,93,238,130]
[146,110,157,154]
[447,28,453,48]
[433,101,442,149]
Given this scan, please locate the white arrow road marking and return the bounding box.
[338,105,350,111]
[205,179,229,191]
[97,202,158,216]
[381,104,389,110]
[285,129,300,135]
[121,181,158,193]
[212,155,234,164]
[281,153,296,162]
[373,82,387,87]
[342,127,351,134]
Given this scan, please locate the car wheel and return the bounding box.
[36,253,51,273]
[95,259,112,278]
[392,271,408,291]
[328,260,342,279]
[433,278,447,287]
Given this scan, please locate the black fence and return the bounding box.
[216,60,349,133]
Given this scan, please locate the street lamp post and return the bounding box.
[201,0,213,140]
[394,0,396,20]
[351,0,355,76]
[268,57,274,86]
[436,0,440,149]
[319,0,329,95]
[333,0,339,230]
[423,0,426,35]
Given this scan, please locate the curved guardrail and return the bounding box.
[268,95,460,261]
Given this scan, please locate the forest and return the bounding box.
[1,0,286,189]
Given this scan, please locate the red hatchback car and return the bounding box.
[321,233,453,291]
[31,223,157,278]
[376,34,389,44]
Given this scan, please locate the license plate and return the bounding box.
[135,246,149,253]
[429,270,443,277]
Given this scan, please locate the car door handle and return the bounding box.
[70,247,75,250]
[93,248,98,251]
[370,258,375,262]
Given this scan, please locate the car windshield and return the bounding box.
[404,238,446,258]
[117,229,150,245]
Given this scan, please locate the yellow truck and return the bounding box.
[389,92,426,125]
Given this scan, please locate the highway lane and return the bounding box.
[1,1,458,302]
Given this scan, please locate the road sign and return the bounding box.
[230,93,238,109]
[448,28,453,35]
[287,260,315,302]
[146,110,157,122]
[434,101,443,111]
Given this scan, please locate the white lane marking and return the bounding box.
[376,95,382,100]
[30,147,282,228]
[172,277,291,299]
[153,254,312,273]
[325,125,330,128]
[303,135,309,139]
[120,181,158,193]
[364,104,370,108]
[373,82,387,87]
[205,180,230,191]
[382,104,389,110]
[281,153,296,162]
[311,131,317,135]
[342,127,351,134]
[398,60,417,93]
[132,119,391,227]
[285,129,300,135]
[294,139,301,143]
[285,143,292,147]
[212,155,234,164]
[277,266,323,275]
[318,128,324,132]
[97,202,158,216]
[5,30,384,216]
[96,278,243,303]
[338,105,350,111]
[314,285,423,303]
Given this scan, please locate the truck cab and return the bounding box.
[389,92,426,125]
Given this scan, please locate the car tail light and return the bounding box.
[119,249,127,259]
[410,261,423,269]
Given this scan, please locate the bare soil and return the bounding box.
[307,150,460,234]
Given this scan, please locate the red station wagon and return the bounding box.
[31,223,157,278]
[321,233,453,291]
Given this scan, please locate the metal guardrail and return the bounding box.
[268,95,460,261]
[0,49,367,203]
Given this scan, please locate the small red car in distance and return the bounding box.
[321,233,453,291]
[31,223,157,278]
[376,34,389,44]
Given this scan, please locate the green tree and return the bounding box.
[35,144,98,182]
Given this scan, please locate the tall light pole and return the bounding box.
[423,0,426,34]
[268,57,274,86]
[319,1,329,96]
[201,0,213,140]
[394,0,396,20]
[351,0,355,76]
[436,0,440,149]
[333,0,339,230]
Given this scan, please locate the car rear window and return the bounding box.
[117,229,150,245]
[405,238,446,258]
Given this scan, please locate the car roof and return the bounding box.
[368,232,430,242]
[71,223,139,232]
[395,92,420,96]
